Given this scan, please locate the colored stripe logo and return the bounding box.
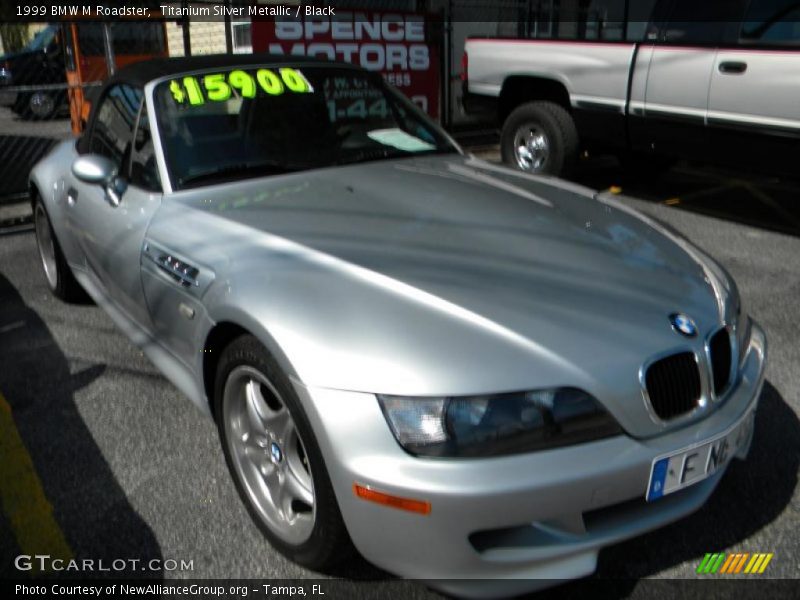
[697,552,774,574]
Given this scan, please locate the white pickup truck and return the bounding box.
[462,0,800,177]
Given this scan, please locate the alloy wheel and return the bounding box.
[222,365,316,544]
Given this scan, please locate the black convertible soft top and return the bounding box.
[106,53,341,87]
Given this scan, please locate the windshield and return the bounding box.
[25,25,57,52]
[154,65,459,190]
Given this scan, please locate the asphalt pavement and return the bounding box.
[0,186,798,598]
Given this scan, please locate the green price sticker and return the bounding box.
[229,70,257,99]
[169,68,313,105]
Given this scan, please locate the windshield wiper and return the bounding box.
[178,161,298,189]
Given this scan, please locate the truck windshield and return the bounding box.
[154,65,458,190]
[24,25,57,52]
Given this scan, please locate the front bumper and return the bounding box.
[294,321,766,596]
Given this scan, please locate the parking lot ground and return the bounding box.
[0,391,74,570]
[0,183,798,597]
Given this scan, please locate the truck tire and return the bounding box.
[24,91,58,120]
[501,101,579,177]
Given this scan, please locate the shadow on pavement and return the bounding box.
[530,379,797,598]
[0,273,163,579]
[570,157,800,238]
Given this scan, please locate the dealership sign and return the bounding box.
[252,11,440,117]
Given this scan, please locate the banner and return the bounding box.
[252,11,440,118]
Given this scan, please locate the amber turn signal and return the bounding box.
[353,484,431,515]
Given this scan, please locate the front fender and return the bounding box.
[29,139,81,264]
[199,298,302,388]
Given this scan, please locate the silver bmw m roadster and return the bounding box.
[30,55,766,596]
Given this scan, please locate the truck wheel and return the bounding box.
[26,91,58,120]
[501,101,578,177]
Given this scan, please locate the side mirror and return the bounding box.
[72,154,126,206]
[72,154,116,184]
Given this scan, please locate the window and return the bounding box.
[232,22,252,54]
[76,23,105,57]
[130,112,161,192]
[24,25,58,52]
[626,0,660,41]
[527,0,626,41]
[581,0,626,41]
[89,85,142,169]
[76,22,166,58]
[741,0,800,44]
[660,0,736,44]
[527,0,557,39]
[109,22,166,55]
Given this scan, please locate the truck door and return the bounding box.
[633,0,741,160]
[707,0,800,176]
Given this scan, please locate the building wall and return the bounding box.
[160,2,229,56]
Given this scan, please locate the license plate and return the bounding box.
[646,409,755,501]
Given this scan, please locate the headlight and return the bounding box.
[377,388,622,458]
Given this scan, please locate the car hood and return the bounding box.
[167,155,730,437]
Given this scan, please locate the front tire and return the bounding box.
[501,101,579,177]
[215,335,352,570]
[33,198,84,302]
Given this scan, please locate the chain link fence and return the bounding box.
[0,23,63,207]
[0,20,166,204]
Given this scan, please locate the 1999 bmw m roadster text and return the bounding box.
[30,55,766,596]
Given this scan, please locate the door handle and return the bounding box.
[719,61,747,74]
[66,187,78,206]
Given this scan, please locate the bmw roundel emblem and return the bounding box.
[669,313,697,337]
